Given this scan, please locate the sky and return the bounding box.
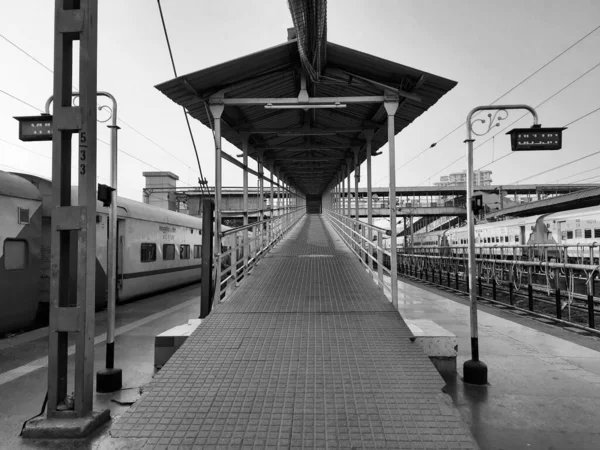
[1,0,600,201]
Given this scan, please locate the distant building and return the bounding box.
[434,170,492,187]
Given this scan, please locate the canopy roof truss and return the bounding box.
[156,39,457,196]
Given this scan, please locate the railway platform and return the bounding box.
[3,214,600,448]
[97,214,479,449]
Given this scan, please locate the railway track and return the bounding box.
[396,265,600,337]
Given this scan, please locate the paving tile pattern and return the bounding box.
[111,215,478,449]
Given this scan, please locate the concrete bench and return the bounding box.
[154,319,202,370]
[405,319,458,375]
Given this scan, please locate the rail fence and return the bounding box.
[326,210,600,332]
[214,206,306,302]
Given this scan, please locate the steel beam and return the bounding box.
[210,96,386,106]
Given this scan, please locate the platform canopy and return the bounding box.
[156,38,457,196]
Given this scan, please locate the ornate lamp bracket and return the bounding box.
[470,109,509,137]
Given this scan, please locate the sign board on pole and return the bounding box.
[507,126,566,151]
[14,115,53,142]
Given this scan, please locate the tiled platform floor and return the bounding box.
[109,215,478,449]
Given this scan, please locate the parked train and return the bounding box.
[0,171,250,335]
[381,205,600,262]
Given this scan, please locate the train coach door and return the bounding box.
[116,219,125,298]
[556,221,566,244]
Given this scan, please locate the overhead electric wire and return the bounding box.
[563,105,600,127]
[157,0,206,194]
[475,59,600,171]
[375,22,600,186]
[0,137,51,160]
[415,57,600,186]
[509,150,600,184]
[0,33,53,74]
[1,31,200,187]
[0,89,43,112]
[554,162,600,183]
[117,118,199,173]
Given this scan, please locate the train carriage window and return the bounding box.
[514,235,519,242]
[595,229,600,238]
[163,244,175,260]
[575,229,582,238]
[4,239,28,270]
[585,229,592,239]
[18,207,30,224]
[180,244,190,259]
[141,243,156,262]
[194,245,201,258]
[567,231,573,240]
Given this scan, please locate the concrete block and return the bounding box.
[406,319,458,375]
[21,409,110,439]
[154,319,202,369]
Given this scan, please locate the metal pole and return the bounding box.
[354,148,359,221]
[98,93,122,392]
[210,104,225,303]
[347,162,352,220]
[384,98,399,308]
[463,104,539,386]
[365,130,373,228]
[241,132,249,272]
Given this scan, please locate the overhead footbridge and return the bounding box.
[120,25,481,449]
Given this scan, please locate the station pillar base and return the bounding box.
[96,368,122,393]
[463,359,488,385]
[21,409,110,439]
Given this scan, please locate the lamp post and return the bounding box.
[463,104,538,385]
[45,92,122,392]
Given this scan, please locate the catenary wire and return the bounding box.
[157,0,206,194]
[415,58,600,185]
[0,89,43,113]
[374,23,600,186]
[0,31,201,186]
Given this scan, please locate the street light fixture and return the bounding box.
[463,104,564,385]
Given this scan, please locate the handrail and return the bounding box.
[325,209,396,298]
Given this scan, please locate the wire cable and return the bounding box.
[1,32,200,187]
[0,137,52,160]
[157,0,206,194]
[375,23,600,186]
[554,162,600,183]
[0,89,43,113]
[416,58,600,185]
[510,150,600,184]
[563,105,600,127]
[0,33,53,74]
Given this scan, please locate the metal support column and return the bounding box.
[210,103,225,304]
[28,0,111,437]
[270,164,274,242]
[346,160,352,220]
[384,98,399,308]
[364,130,373,228]
[240,132,249,273]
[354,148,360,220]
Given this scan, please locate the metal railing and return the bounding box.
[396,245,600,331]
[326,210,396,298]
[213,206,306,303]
